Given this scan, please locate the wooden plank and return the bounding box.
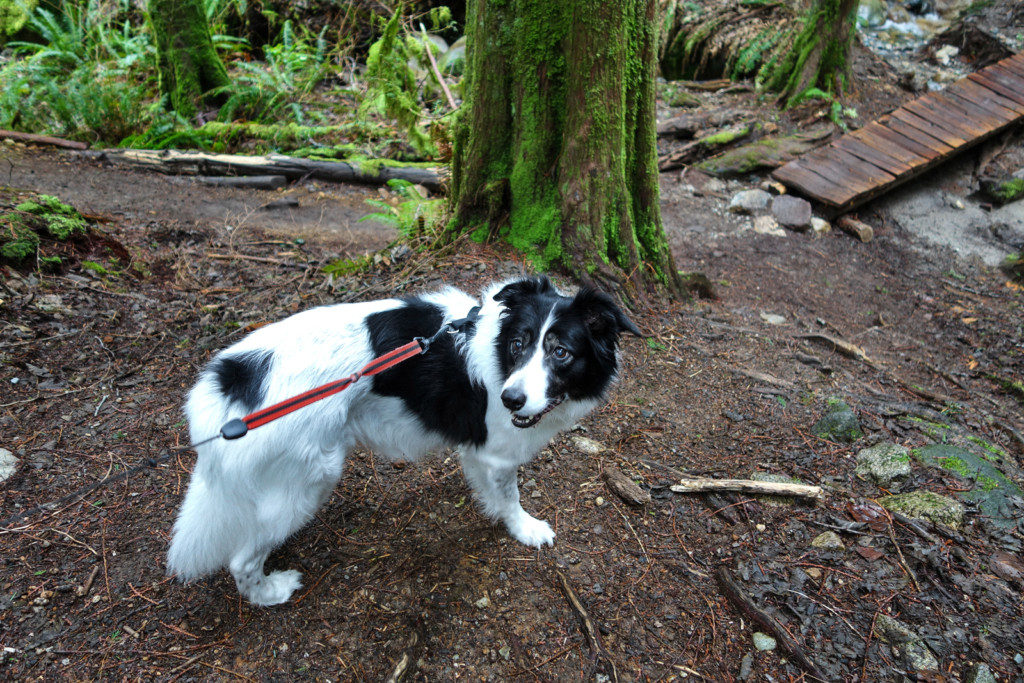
[943,89,1017,127]
[985,64,1024,93]
[967,73,1024,107]
[879,115,954,154]
[947,78,1024,117]
[831,135,917,176]
[890,108,966,147]
[903,98,986,139]
[931,90,1010,129]
[826,146,897,185]
[787,154,877,194]
[849,125,931,165]
[997,56,1024,78]
[859,122,942,161]
[771,163,851,207]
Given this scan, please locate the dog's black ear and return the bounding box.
[493,276,554,305]
[572,288,643,339]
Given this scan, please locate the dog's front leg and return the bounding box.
[460,453,554,548]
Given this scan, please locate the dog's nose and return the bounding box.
[501,388,526,412]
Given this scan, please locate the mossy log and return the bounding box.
[451,0,683,297]
[79,149,444,191]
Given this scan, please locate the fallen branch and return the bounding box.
[0,128,88,150]
[602,466,651,506]
[556,570,618,682]
[79,149,446,192]
[384,630,421,683]
[670,477,823,501]
[641,459,741,523]
[195,175,287,190]
[715,567,828,682]
[798,333,877,367]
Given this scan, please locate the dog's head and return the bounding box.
[493,276,641,428]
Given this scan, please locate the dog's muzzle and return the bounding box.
[510,395,565,429]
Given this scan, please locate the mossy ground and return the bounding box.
[1,193,89,266]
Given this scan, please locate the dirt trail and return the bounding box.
[2,145,395,253]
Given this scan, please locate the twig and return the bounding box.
[419,23,457,111]
[715,566,828,681]
[0,128,88,150]
[556,570,618,682]
[670,478,823,501]
[76,566,100,597]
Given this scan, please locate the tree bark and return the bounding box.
[450,0,682,297]
[764,0,860,107]
[149,0,232,117]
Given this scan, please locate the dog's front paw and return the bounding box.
[250,569,303,606]
[508,513,555,548]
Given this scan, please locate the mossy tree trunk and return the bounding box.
[149,0,231,117]
[450,0,683,298]
[763,0,859,107]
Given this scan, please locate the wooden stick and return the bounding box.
[0,128,88,150]
[715,567,828,682]
[670,478,823,501]
[556,570,618,682]
[419,23,457,111]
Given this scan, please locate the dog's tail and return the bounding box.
[166,471,241,581]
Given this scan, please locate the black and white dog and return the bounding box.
[167,276,639,605]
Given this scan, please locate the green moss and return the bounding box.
[937,456,973,478]
[16,195,87,240]
[2,194,87,264]
[0,0,36,38]
[0,221,39,261]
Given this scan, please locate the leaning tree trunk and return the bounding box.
[763,0,859,107]
[450,0,683,297]
[149,0,232,117]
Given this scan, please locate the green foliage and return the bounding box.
[213,20,332,123]
[17,195,88,239]
[0,1,159,143]
[359,179,443,238]
[1,0,37,38]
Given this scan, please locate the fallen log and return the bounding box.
[196,175,287,190]
[1,128,88,150]
[670,477,823,501]
[79,148,446,192]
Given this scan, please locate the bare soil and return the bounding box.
[2,49,1024,683]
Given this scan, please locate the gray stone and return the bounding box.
[571,436,605,455]
[728,189,772,215]
[770,195,812,230]
[752,632,777,651]
[912,444,1022,529]
[855,441,912,487]
[752,215,786,236]
[879,490,965,530]
[759,312,786,325]
[738,652,754,680]
[0,449,18,482]
[963,663,996,683]
[810,531,845,551]
[810,217,831,234]
[873,614,939,672]
[811,398,863,443]
[857,0,887,27]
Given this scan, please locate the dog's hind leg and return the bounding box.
[460,453,555,548]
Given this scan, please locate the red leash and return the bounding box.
[218,306,480,441]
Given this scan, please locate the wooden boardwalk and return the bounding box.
[772,51,1024,213]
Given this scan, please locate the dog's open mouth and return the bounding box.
[510,395,565,429]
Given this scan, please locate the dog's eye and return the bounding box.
[552,346,570,360]
[510,338,523,355]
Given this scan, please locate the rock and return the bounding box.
[810,531,845,551]
[811,398,863,443]
[474,595,491,609]
[571,436,605,455]
[810,217,831,234]
[759,312,786,325]
[988,551,1024,586]
[728,189,772,215]
[695,127,832,177]
[752,632,777,651]
[33,294,71,316]
[738,652,754,679]
[933,44,959,66]
[873,614,939,672]
[751,215,786,236]
[0,449,19,482]
[770,195,812,230]
[857,0,887,27]
[899,65,932,93]
[855,442,912,487]
[913,444,1022,528]
[879,491,965,530]
[963,663,997,683]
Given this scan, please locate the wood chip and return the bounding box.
[602,467,651,506]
